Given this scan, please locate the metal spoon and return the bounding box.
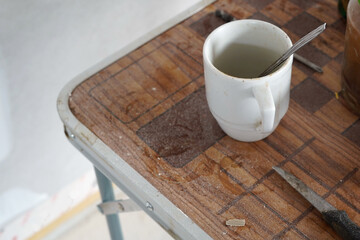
[215,10,324,73]
[258,23,326,77]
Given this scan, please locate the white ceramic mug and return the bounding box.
[203,19,293,142]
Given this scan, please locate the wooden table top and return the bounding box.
[68,0,360,239]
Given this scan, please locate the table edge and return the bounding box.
[56,1,216,239]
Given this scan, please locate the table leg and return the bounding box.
[94,167,124,240]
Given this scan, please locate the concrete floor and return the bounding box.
[56,200,173,240]
[0,0,211,237]
[49,186,173,240]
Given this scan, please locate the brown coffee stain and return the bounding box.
[143,147,209,183]
[220,156,242,169]
[219,170,243,195]
[143,147,170,181]
[195,155,218,176]
[218,156,244,195]
[125,99,139,114]
[157,143,190,158]
[143,147,244,195]
[181,157,218,182]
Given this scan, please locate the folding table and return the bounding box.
[57,0,360,239]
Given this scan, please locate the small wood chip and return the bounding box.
[226,219,246,227]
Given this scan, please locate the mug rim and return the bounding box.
[203,19,293,82]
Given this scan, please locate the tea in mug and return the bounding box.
[213,43,281,78]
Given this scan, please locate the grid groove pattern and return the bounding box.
[68,0,360,239]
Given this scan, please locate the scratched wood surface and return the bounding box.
[68,0,360,239]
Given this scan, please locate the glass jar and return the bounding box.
[341,0,360,115]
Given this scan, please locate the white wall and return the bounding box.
[0,0,211,221]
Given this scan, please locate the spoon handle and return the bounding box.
[258,23,326,77]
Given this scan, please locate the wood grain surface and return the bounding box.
[68,0,360,239]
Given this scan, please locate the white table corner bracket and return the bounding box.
[97,199,142,215]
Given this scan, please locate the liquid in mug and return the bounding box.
[213,43,281,78]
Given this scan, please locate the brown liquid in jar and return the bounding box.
[341,0,360,115]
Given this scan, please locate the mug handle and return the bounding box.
[252,82,275,133]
